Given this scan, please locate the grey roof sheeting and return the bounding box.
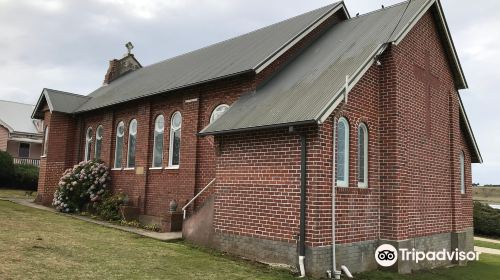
[32,88,90,119]
[200,0,479,162]
[200,0,431,134]
[75,2,345,113]
[30,0,479,162]
[0,100,39,134]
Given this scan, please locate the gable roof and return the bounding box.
[74,2,347,113]
[30,0,479,162]
[32,88,90,119]
[0,100,40,134]
[200,0,480,162]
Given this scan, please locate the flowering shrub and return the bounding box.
[52,160,111,213]
[94,193,127,221]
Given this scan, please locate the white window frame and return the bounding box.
[168,111,182,168]
[460,151,465,194]
[210,104,229,123]
[127,119,137,168]
[336,117,349,187]
[114,121,125,169]
[152,115,165,168]
[84,127,93,161]
[95,125,103,160]
[357,123,368,188]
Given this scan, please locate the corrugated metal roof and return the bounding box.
[0,100,39,134]
[44,89,90,114]
[75,2,344,113]
[32,88,90,119]
[200,0,430,135]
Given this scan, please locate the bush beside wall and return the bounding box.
[0,151,15,182]
[0,151,38,190]
[473,201,500,238]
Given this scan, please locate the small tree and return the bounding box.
[52,160,111,212]
[0,151,15,186]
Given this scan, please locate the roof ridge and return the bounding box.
[346,0,409,21]
[44,88,89,98]
[144,2,342,69]
[0,99,34,106]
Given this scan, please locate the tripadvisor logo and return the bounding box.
[375,244,480,267]
[375,244,398,267]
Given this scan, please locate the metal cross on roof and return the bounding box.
[125,42,134,55]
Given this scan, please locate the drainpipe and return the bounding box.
[329,102,353,279]
[330,116,341,279]
[298,131,307,278]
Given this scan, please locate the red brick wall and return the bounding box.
[35,7,347,217]
[214,127,303,243]
[35,8,474,246]
[383,11,472,240]
[37,110,78,205]
[212,10,474,247]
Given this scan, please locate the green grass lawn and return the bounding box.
[0,188,36,199]
[355,253,500,279]
[0,200,298,280]
[475,239,500,250]
[1,198,500,280]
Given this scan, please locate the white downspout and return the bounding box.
[331,115,341,279]
[299,256,306,278]
[330,94,353,279]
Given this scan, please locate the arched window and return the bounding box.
[114,121,125,168]
[336,117,349,187]
[210,104,229,123]
[152,115,164,168]
[168,112,182,168]
[84,127,93,161]
[127,119,137,168]
[95,125,103,160]
[460,151,465,194]
[358,123,368,188]
[42,126,49,156]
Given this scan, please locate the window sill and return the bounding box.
[123,167,135,171]
[165,166,179,170]
[149,167,163,170]
[336,181,348,188]
[111,168,123,171]
[40,155,47,158]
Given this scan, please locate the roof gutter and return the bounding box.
[198,119,317,136]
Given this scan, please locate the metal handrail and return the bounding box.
[182,178,216,219]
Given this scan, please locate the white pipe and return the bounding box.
[344,75,350,103]
[331,116,340,278]
[298,255,306,278]
[330,113,353,279]
[341,265,353,278]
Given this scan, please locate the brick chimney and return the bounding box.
[103,42,142,85]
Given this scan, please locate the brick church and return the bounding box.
[32,0,481,277]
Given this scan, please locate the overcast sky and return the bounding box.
[0,0,498,184]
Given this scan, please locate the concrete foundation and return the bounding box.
[187,228,475,278]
